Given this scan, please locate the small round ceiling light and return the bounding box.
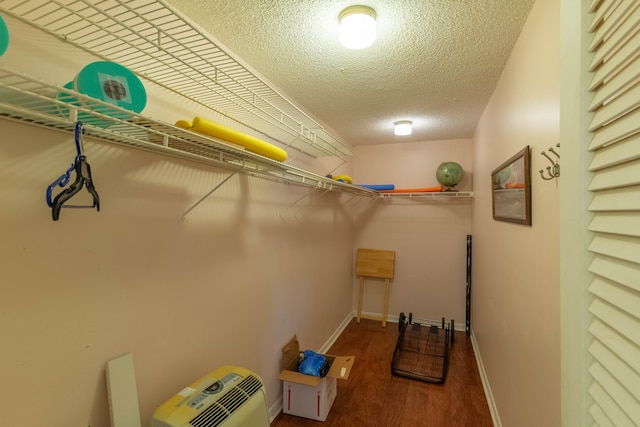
[394,120,413,136]
[339,5,377,50]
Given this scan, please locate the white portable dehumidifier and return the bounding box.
[151,365,269,427]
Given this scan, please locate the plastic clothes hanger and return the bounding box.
[46,122,100,221]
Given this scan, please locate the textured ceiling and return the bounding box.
[167,0,535,147]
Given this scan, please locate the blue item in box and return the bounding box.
[298,350,326,377]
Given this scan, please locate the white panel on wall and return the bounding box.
[106,354,142,427]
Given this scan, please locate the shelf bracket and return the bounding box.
[181,169,239,220]
[338,194,361,208]
[293,188,330,218]
[278,185,333,218]
[278,187,316,218]
[324,158,348,178]
[287,134,308,162]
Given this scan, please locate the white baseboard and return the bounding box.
[318,312,355,354]
[268,397,282,423]
[360,310,467,331]
[269,387,282,424]
[470,330,501,427]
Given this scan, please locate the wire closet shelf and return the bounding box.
[0,0,474,201]
[0,65,377,196]
[0,0,355,160]
[379,191,474,199]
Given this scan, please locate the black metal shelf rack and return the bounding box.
[391,313,454,384]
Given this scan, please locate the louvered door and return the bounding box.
[585,0,640,424]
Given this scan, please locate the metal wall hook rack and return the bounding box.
[539,143,560,180]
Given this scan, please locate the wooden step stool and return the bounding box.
[356,248,396,327]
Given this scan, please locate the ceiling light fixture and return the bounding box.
[339,5,377,50]
[394,120,413,136]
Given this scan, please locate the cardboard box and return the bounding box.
[278,335,354,421]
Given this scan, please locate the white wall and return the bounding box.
[470,0,561,425]
[0,119,357,426]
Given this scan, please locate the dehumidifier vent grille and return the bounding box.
[235,374,263,396]
[188,375,262,427]
[189,404,227,427]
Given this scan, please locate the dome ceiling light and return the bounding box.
[339,5,377,50]
[394,120,413,136]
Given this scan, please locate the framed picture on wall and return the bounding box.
[491,146,531,225]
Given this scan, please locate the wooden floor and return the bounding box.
[271,318,493,427]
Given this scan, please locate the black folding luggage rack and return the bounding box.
[391,312,454,384]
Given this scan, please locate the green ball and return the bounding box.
[436,162,464,188]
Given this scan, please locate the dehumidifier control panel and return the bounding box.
[186,372,242,410]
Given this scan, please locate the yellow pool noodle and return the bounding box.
[332,175,353,184]
[175,120,192,129]
[188,116,288,162]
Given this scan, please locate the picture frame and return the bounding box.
[491,146,531,225]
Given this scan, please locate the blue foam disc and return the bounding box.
[0,16,9,57]
[73,61,147,120]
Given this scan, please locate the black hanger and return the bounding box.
[46,122,100,221]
